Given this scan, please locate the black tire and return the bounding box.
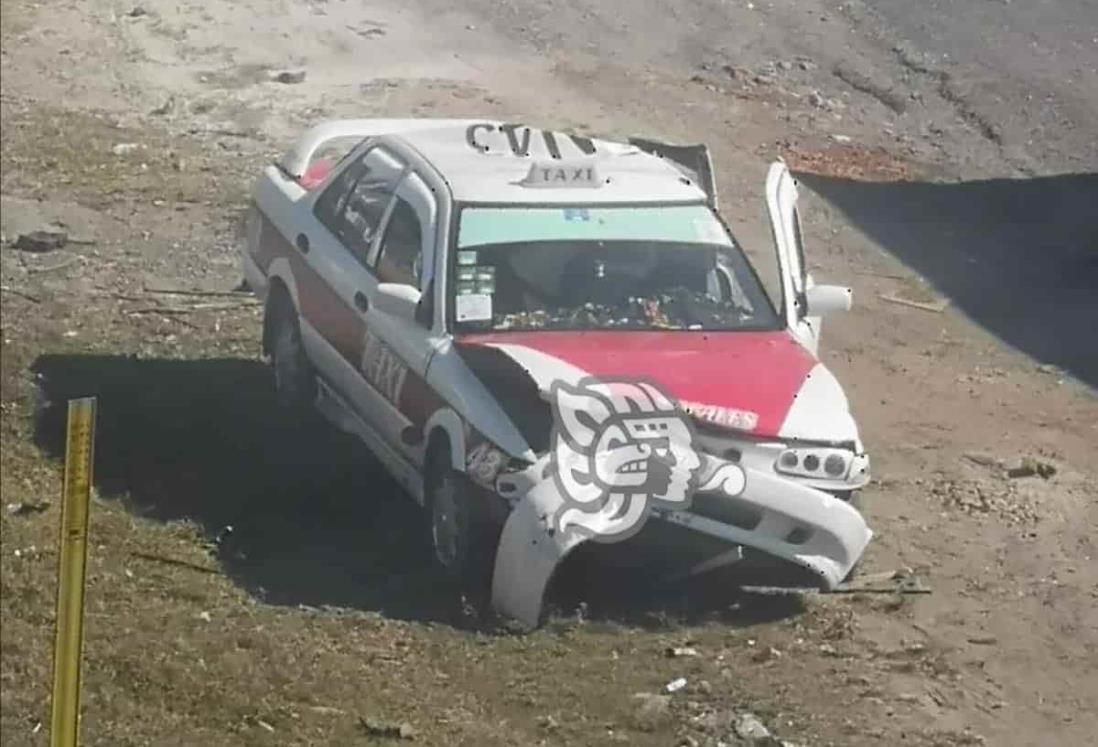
[267,294,316,415]
[425,442,499,605]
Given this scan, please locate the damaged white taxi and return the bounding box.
[241,118,872,626]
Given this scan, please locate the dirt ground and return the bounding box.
[1,0,1096,745]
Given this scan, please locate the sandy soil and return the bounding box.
[2,0,1096,745]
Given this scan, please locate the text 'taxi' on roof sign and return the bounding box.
[518,161,604,189]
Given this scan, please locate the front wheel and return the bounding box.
[426,445,500,605]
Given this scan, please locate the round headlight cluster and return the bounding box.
[775,448,850,479]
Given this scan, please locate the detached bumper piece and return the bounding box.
[490,466,872,627]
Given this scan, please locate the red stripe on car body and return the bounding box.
[256,212,366,367]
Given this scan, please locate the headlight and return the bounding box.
[775,447,852,480]
[824,453,846,476]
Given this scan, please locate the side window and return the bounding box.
[342,175,395,263]
[375,198,423,286]
[313,156,366,233]
[313,146,405,266]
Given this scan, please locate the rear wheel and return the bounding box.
[267,295,316,415]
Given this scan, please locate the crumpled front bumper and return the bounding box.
[491,463,872,627]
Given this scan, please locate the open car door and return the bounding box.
[765,161,824,354]
[629,137,718,208]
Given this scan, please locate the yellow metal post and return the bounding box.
[50,397,96,747]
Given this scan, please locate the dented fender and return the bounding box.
[490,461,872,628]
[491,476,591,628]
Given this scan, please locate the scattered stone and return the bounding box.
[798,58,818,71]
[679,735,700,747]
[698,709,733,732]
[358,717,416,740]
[198,611,212,623]
[537,715,560,731]
[734,712,771,740]
[967,634,997,645]
[831,134,853,143]
[151,96,176,116]
[14,231,68,252]
[631,692,671,725]
[273,70,306,84]
[752,646,783,663]
[665,677,688,693]
[777,60,794,71]
[667,646,700,658]
[126,6,147,18]
[111,142,141,156]
[963,452,1000,469]
[808,90,826,108]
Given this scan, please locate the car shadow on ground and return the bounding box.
[30,354,804,631]
[796,172,1098,388]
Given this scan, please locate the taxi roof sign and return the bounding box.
[518,160,604,189]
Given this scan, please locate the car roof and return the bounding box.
[392,122,709,204]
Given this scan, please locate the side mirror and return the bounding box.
[804,284,853,316]
[374,283,422,320]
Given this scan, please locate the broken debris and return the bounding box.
[879,293,949,313]
[6,500,50,516]
[665,677,688,693]
[1006,457,1056,480]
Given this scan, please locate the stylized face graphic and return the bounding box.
[549,378,703,543]
[591,414,697,498]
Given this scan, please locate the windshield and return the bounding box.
[451,205,780,332]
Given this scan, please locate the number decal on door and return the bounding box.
[362,330,408,406]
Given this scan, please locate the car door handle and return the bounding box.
[295,233,310,253]
[353,291,369,313]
